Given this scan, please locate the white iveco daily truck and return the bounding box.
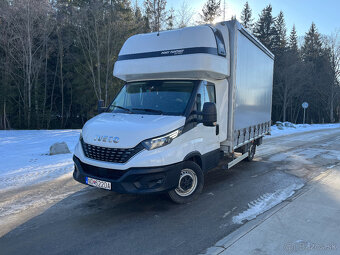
[73,20,274,203]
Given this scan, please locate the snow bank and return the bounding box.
[232,182,304,224]
[269,123,340,139]
[0,130,80,191]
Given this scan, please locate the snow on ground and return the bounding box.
[264,122,340,166]
[232,182,304,224]
[0,130,80,191]
[269,122,340,139]
[268,147,340,163]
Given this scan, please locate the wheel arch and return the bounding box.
[183,151,203,169]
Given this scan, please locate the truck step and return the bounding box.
[226,152,249,169]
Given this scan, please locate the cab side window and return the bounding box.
[196,82,216,112]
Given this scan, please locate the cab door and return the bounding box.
[194,81,220,160]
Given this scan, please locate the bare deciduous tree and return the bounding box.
[323,31,340,122]
[1,0,52,128]
[144,0,167,32]
[176,1,194,28]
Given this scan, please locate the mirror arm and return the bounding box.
[97,99,106,114]
[203,121,217,127]
[98,107,107,113]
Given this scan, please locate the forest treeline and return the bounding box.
[0,0,339,129]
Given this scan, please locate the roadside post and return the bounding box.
[302,102,308,124]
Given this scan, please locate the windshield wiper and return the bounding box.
[113,105,132,113]
[132,108,163,115]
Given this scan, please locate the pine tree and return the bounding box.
[240,2,253,30]
[288,25,298,53]
[200,0,221,24]
[272,11,287,56]
[134,4,151,33]
[301,23,328,123]
[253,5,277,51]
[301,22,323,62]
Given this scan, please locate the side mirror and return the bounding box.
[202,102,217,126]
[97,100,106,114]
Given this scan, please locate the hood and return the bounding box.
[82,113,186,148]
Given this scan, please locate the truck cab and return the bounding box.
[73,20,274,203]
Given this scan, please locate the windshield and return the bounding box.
[108,80,196,115]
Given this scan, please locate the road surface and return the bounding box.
[0,128,339,255]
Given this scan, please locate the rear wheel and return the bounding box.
[167,161,204,204]
[246,143,256,161]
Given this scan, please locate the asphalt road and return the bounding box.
[1,128,340,255]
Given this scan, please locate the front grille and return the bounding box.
[79,161,126,180]
[81,139,144,163]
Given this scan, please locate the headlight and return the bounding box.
[79,131,83,141]
[142,128,183,150]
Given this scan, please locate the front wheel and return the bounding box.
[167,161,204,204]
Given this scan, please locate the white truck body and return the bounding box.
[73,20,274,201]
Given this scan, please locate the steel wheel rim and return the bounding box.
[175,168,198,197]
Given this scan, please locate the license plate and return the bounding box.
[86,177,111,190]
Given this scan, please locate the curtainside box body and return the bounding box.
[218,20,274,152]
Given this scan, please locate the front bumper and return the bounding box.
[73,156,182,194]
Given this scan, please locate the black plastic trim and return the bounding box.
[81,138,144,164]
[183,149,221,172]
[184,151,202,161]
[207,25,227,57]
[73,156,183,194]
[201,148,221,172]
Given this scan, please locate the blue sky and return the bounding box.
[137,0,340,36]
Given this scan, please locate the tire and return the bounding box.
[246,143,256,161]
[167,161,204,204]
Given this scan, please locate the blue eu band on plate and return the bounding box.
[86,177,111,190]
